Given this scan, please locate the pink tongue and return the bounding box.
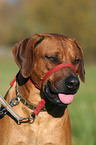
[58,94,74,104]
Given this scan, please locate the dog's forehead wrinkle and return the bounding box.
[41,46,62,58]
[42,40,68,59]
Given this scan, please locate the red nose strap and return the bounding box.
[41,63,76,87]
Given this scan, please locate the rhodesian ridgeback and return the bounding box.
[0,33,85,145]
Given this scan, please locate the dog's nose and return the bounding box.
[65,76,80,92]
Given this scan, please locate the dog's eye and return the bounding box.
[45,56,58,63]
[75,59,80,64]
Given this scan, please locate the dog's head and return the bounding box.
[12,34,85,108]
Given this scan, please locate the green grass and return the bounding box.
[0,58,18,96]
[0,57,96,145]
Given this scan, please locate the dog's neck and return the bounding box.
[19,81,41,106]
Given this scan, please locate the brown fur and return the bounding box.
[0,34,85,145]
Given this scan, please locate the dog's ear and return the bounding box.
[78,59,85,82]
[74,40,85,82]
[12,34,44,78]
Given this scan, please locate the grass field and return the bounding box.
[0,55,96,145]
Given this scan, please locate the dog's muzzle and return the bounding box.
[41,63,80,105]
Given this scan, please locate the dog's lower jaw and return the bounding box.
[45,99,67,118]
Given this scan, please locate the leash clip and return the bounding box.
[17,114,36,125]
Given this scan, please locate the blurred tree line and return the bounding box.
[0,0,96,63]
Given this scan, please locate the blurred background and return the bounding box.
[0,0,96,145]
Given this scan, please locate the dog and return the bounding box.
[0,33,85,145]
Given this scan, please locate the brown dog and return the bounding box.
[0,34,85,145]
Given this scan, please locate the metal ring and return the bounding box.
[13,97,20,106]
[10,96,20,107]
[29,112,36,123]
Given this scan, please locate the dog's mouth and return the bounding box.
[43,76,80,106]
[44,82,75,106]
